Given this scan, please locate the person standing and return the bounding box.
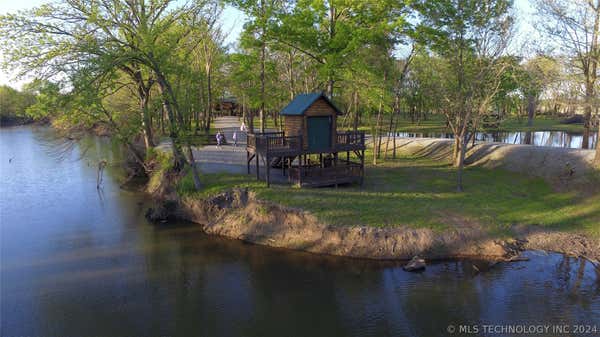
[232,131,238,147]
[216,131,222,149]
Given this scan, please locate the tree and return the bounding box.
[536,0,600,149]
[416,0,514,191]
[0,0,216,189]
[520,55,561,126]
[0,85,36,123]
[272,0,409,99]
[229,0,282,133]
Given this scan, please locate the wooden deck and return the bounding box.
[246,130,365,188]
[288,162,363,187]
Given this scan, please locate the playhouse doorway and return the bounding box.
[307,116,331,151]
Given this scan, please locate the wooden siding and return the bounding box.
[304,98,337,149]
[304,98,336,117]
[284,115,303,137]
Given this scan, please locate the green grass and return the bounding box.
[350,115,584,134]
[496,116,584,133]
[251,117,280,131]
[178,156,600,237]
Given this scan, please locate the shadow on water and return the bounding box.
[1,126,599,337]
[390,130,598,149]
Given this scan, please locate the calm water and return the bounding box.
[1,126,600,337]
[389,131,598,149]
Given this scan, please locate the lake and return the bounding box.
[1,126,599,337]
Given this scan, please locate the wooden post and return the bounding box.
[247,151,250,174]
[319,153,323,168]
[266,154,270,187]
[256,153,260,180]
[360,149,365,186]
[334,153,338,189]
[299,158,303,187]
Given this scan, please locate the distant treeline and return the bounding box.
[0,85,36,126]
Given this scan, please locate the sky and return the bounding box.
[0,0,535,90]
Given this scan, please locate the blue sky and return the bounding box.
[0,0,535,89]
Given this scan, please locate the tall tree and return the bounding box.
[0,0,213,189]
[229,0,281,133]
[536,0,600,149]
[272,0,409,99]
[416,0,514,191]
[520,55,561,126]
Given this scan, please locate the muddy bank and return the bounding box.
[146,187,600,264]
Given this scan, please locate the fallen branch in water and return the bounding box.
[97,160,107,189]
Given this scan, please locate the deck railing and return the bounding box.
[248,130,365,154]
[248,132,303,154]
[288,162,363,187]
[336,131,365,149]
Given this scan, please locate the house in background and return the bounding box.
[246,92,366,187]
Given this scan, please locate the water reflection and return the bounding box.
[1,126,599,337]
[389,131,598,149]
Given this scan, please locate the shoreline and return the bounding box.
[145,134,599,267]
[0,116,35,127]
[147,187,600,266]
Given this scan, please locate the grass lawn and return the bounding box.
[350,115,585,134]
[178,155,600,238]
[496,116,585,133]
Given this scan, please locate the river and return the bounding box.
[1,126,599,337]
[389,131,598,149]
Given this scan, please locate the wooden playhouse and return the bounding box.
[246,92,366,187]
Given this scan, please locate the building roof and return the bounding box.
[279,92,342,116]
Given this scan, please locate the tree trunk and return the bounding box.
[352,91,360,131]
[205,64,213,132]
[139,89,154,151]
[455,132,468,192]
[373,85,385,165]
[185,145,202,189]
[288,50,295,100]
[583,104,592,149]
[452,137,460,166]
[384,97,397,160]
[595,121,600,167]
[156,72,202,189]
[259,18,266,133]
[526,94,536,127]
[327,4,336,99]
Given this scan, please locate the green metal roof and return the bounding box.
[279,92,342,116]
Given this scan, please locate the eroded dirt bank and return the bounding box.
[147,188,600,264]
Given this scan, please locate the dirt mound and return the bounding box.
[383,137,598,190]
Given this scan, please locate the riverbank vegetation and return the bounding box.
[0,85,35,126]
[0,0,598,189]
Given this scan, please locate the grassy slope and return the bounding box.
[178,155,600,238]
